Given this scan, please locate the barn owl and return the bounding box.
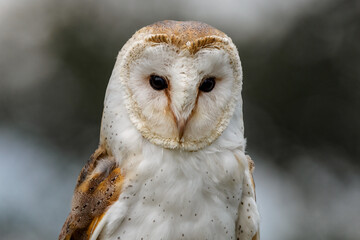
[59,20,260,240]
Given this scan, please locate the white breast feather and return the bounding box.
[91,96,259,240]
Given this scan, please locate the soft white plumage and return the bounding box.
[59,20,260,240]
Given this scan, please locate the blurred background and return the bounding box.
[0,0,359,239]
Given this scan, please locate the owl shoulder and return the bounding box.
[59,147,124,240]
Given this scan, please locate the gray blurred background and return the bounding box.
[0,0,359,239]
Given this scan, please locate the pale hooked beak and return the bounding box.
[177,117,186,141]
[171,88,197,142]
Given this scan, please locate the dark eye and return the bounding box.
[199,77,216,92]
[149,75,168,90]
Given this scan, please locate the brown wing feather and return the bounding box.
[252,232,260,240]
[59,147,124,240]
[247,155,260,240]
[246,155,256,200]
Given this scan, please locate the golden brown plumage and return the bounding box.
[59,147,124,240]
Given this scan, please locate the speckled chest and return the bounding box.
[100,150,244,240]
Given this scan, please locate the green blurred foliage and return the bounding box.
[242,0,360,167]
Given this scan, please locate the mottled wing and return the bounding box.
[236,155,260,240]
[59,147,124,240]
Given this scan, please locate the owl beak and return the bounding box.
[177,117,186,140]
[172,90,196,141]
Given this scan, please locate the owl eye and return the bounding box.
[149,75,168,90]
[199,77,216,92]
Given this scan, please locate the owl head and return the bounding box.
[100,20,244,152]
